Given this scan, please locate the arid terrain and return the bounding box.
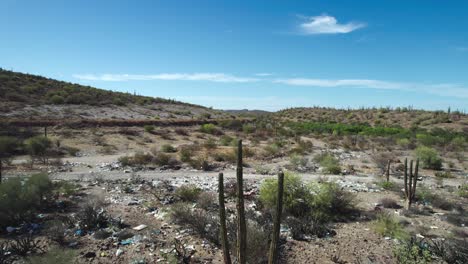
[0,70,467,264]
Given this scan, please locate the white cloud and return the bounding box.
[299,15,366,35]
[73,73,259,83]
[274,78,468,98]
[255,73,273,77]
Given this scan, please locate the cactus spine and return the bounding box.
[218,173,232,264]
[236,140,247,264]
[403,158,419,210]
[268,172,284,264]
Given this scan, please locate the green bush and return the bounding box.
[373,213,409,240]
[458,184,468,198]
[49,95,65,104]
[414,146,442,170]
[434,171,454,179]
[118,152,152,166]
[0,174,53,228]
[175,184,202,202]
[242,124,256,134]
[144,125,155,133]
[161,144,177,153]
[259,173,356,221]
[200,124,219,134]
[314,153,341,174]
[260,172,312,214]
[377,181,396,190]
[24,136,52,163]
[219,135,234,146]
[179,146,194,162]
[289,154,308,169]
[393,238,431,264]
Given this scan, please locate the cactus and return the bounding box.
[236,140,247,264]
[268,172,284,264]
[218,173,232,264]
[385,160,391,182]
[403,158,419,210]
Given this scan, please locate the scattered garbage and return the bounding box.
[132,224,148,231]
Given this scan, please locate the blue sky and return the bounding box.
[1,0,468,111]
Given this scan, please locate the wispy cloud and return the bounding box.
[274,78,468,98]
[73,73,259,83]
[455,47,468,52]
[254,73,273,77]
[299,14,366,35]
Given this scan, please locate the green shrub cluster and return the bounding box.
[414,146,442,170]
[0,174,53,228]
[314,153,341,174]
[259,172,356,222]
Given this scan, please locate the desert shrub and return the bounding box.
[372,152,395,174]
[62,146,79,156]
[189,156,210,171]
[224,179,237,197]
[174,128,189,136]
[45,220,67,245]
[242,124,256,134]
[203,138,217,149]
[288,154,308,170]
[314,153,341,174]
[200,124,220,135]
[152,152,174,166]
[377,181,396,190]
[77,196,108,231]
[435,171,454,178]
[263,143,281,157]
[26,247,77,264]
[196,192,216,210]
[53,181,80,197]
[397,138,411,149]
[175,184,202,202]
[219,135,234,146]
[259,172,313,216]
[450,136,466,151]
[10,235,44,256]
[161,144,177,153]
[24,173,53,205]
[285,215,331,239]
[260,173,356,221]
[373,213,409,240]
[430,196,454,211]
[244,222,270,263]
[49,95,65,104]
[458,183,468,198]
[415,185,434,204]
[309,182,357,221]
[379,197,400,209]
[428,238,468,264]
[393,237,432,264]
[414,146,442,170]
[143,125,155,133]
[24,136,51,164]
[179,146,194,162]
[118,152,152,166]
[170,203,220,245]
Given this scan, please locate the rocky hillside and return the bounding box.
[274,107,468,132]
[0,69,228,120]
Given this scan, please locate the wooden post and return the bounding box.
[236,140,246,264]
[268,172,284,264]
[218,173,232,264]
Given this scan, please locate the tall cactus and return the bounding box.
[218,173,232,264]
[236,140,247,264]
[268,172,284,264]
[403,158,419,210]
[385,160,391,182]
